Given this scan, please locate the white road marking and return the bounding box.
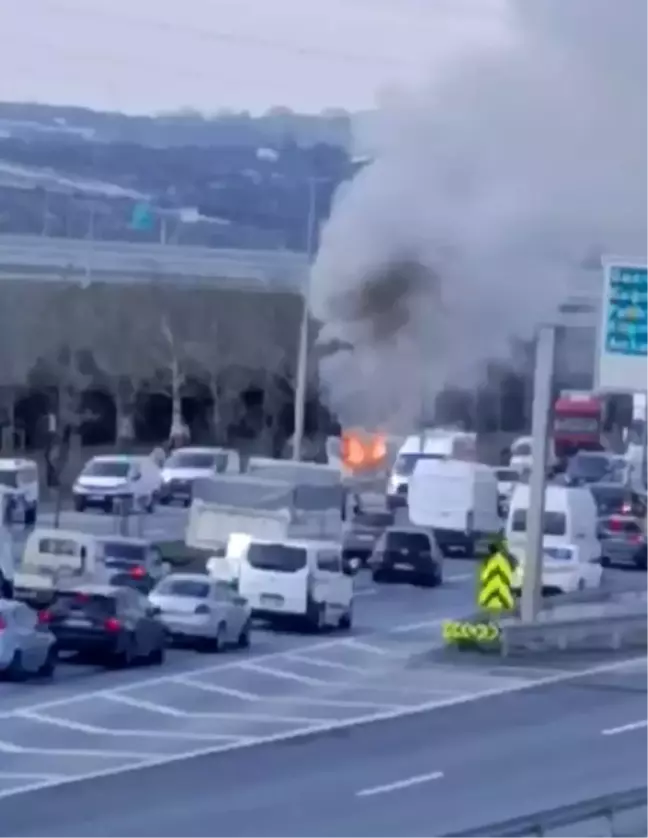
[238,661,332,687]
[342,638,399,656]
[447,573,472,582]
[0,655,641,803]
[354,588,377,597]
[18,710,243,742]
[602,719,648,736]
[284,654,372,674]
[0,772,66,781]
[356,770,444,798]
[273,696,400,711]
[389,618,447,634]
[173,677,260,701]
[105,693,331,725]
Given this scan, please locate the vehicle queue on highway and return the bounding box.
[0,426,645,681]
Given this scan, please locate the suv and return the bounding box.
[369,527,444,587]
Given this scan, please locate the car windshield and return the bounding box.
[246,543,307,573]
[82,460,130,478]
[352,511,393,529]
[100,541,146,568]
[567,454,612,482]
[156,578,211,598]
[393,453,444,477]
[166,452,217,470]
[511,509,567,536]
[0,470,18,488]
[495,469,519,483]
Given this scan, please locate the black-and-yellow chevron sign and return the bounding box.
[478,552,514,611]
[442,620,500,643]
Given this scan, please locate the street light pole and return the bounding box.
[292,177,318,462]
[520,324,556,622]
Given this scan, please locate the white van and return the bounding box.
[160,446,241,506]
[72,455,162,513]
[408,459,501,556]
[505,484,602,569]
[0,458,39,525]
[237,537,356,632]
[14,529,109,605]
[387,431,477,510]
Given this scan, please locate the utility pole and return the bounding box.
[292,177,319,462]
[521,324,556,623]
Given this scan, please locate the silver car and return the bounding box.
[149,574,252,651]
[0,599,57,680]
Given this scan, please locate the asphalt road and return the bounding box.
[0,655,644,837]
[0,504,645,836]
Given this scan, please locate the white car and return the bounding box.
[149,573,252,651]
[72,455,162,513]
[0,458,40,525]
[159,446,241,507]
[511,544,603,596]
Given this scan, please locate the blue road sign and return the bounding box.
[130,202,154,231]
[604,265,647,358]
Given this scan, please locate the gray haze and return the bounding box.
[310,0,647,431]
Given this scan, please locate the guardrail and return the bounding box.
[445,786,648,837]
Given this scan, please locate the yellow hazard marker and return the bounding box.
[478,552,515,611]
[442,620,500,643]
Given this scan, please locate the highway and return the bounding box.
[0,655,644,836]
[0,504,645,836]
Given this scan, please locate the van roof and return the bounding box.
[413,458,493,476]
[245,537,341,550]
[172,446,232,455]
[511,483,594,510]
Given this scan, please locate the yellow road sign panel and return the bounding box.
[442,620,500,643]
[478,552,515,611]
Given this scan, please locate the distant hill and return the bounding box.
[0,102,368,249]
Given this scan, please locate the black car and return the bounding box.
[369,527,444,587]
[96,537,168,594]
[40,583,167,668]
[589,483,647,518]
[598,515,647,570]
[343,510,394,565]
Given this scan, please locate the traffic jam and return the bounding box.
[0,393,645,682]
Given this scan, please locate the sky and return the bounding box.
[0,0,511,114]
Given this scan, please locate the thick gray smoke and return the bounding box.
[310,0,647,431]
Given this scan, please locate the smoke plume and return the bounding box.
[310,0,647,431]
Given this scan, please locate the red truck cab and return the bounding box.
[553,392,605,462]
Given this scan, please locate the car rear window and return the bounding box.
[246,543,307,573]
[600,517,643,535]
[511,509,567,536]
[100,541,147,569]
[157,579,211,598]
[353,512,393,529]
[54,592,116,617]
[379,531,430,553]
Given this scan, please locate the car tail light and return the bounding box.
[195,604,210,615]
[609,517,623,531]
[130,566,146,579]
[104,617,122,632]
[629,533,644,544]
[38,610,52,624]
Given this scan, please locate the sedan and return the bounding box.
[599,515,647,569]
[0,599,57,680]
[149,573,252,651]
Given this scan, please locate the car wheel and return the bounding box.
[182,498,191,508]
[338,605,353,630]
[7,650,27,682]
[577,577,586,592]
[38,646,57,678]
[416,574,438,588]
[24,503,38,527]
[600,554,612,569]
[148,643,165,666]
[237,619,251,648]
[107,636,135,669]
[372,569,388,583]
[208,622,227,653]
[311,603,327,633]
[73,496,86,513]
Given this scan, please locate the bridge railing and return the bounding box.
[445,786,647,837]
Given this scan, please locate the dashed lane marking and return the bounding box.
[236,661,331,687]
[171,677,260,701]
[602,719,648,736]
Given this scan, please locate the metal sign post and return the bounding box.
[521,325,556,623]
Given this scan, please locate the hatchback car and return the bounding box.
[41,583,167,668]
[369,526,444,587]
[149,573,252,651]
